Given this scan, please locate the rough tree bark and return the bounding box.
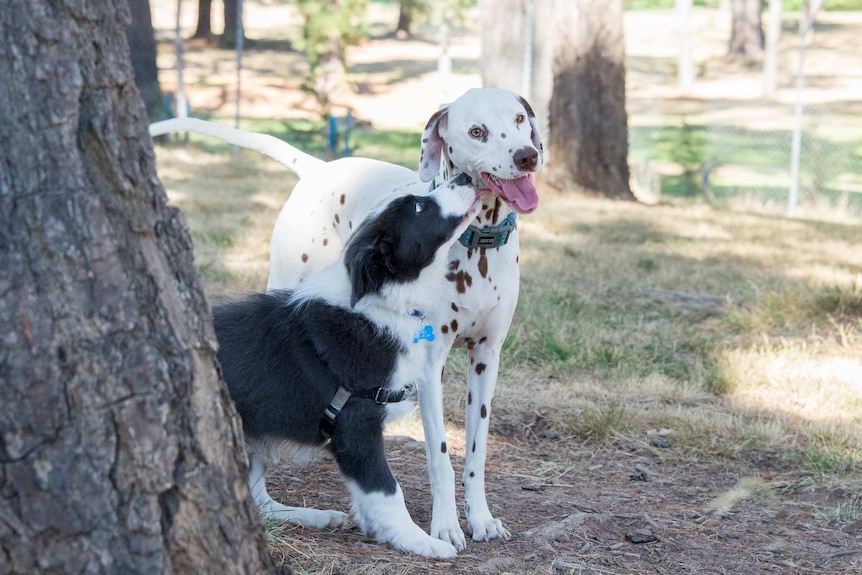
[0,2,278,573]
[729,0,765,58]
[127,0,163,119]
[479,0,553,135]
[544,0,634,200]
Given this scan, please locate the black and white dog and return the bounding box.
[213,174,480,558]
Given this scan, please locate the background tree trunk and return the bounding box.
[677,0,695,94]
[0,2,278,573]
[479,0,553,135]
[729,0,765,58]
[544,0,634,200]
[396,0,417,37]
[762,0,782,96]
[220,0,245,49]
[193,0,215,40]
[127,0,163,119]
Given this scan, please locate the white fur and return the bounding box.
[347,480,456,559]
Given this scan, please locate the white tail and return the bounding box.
[148,117,325,179]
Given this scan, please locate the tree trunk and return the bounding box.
[220,0,245,49]
[729,0,765,58]
[544,0,634,200]
[762,0,782,96]
[193,0,214,40]
[0,2,278,573]
[127,0,163,119]
[396,0,413,37]
[677,0,695,94]
[479,0,553,139]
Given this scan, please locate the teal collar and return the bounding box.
[458,212,517,249]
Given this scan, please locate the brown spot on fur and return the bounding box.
[469,471,475,478]
[451,302,459,312]
[450,319,459,332]
[478,250,488,278]
[323,238,328,246]
[475,363,487,375]
[301,253,308,263]
[465,338,475,350]
[481,404,487,418]
[334,213,340,224]
[479,337,487,344]
[468,391,472,405]
[445,270,473,294]
[448,260,461,271]
[441,325,449,334]
[340,194,346,205]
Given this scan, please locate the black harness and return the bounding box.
[319,385,413,439]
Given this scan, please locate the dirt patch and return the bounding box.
[265,422,860,574]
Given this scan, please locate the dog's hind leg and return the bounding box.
[248,452,347,529]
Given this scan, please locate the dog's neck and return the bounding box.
[290,255,446,338]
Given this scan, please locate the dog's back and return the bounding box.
[213,291,400,445]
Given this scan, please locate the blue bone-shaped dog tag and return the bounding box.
[413,325,435,343]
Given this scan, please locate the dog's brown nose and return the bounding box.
[513,147,538,171]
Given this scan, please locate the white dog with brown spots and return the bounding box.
[149,87,543,552]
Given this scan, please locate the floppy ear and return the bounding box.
[344,229,393,307]
[518,96,544,164]
[419,106,449,182]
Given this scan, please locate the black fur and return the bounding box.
[214,292,401,494]
[345,193,463,306]
[213,184,473,499]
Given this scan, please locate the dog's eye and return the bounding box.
[415,201,425,214]
[469,127,483,138]
[516,114,526,124]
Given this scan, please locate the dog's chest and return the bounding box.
[432,235,520,342]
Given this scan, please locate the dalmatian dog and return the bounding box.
[149,87,543,551]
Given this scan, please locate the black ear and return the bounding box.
[344,228,394,307]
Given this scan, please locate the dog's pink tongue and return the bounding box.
[499,176,539,214]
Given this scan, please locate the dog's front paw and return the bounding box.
[469,515,510,542]
[393,532,458,559]
[430,517,467,551]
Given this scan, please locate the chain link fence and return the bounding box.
[626,10,862,219]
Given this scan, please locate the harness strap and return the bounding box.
[319,385,412,439]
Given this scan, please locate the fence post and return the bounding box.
[788,0,825,214]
